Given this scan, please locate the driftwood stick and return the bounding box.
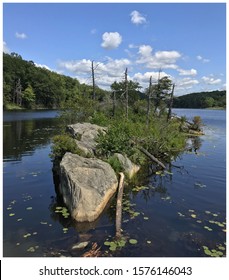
[115,172,125,238]
[137,146,166,169]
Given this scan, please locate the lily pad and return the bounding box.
[191,214,197,218]
[129,239,138,245]
[9,213,15,217]
[26,207,33,210]
[205,211,211,214]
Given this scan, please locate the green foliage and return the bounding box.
[173,90,226,109]
[96,114,186,165]
[107,155,124,173]
[22,84,36,108]
[49,133,82,160]
[191,116,203,131]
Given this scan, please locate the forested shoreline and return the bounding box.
[173,90,226,109]
[3,52,226,111]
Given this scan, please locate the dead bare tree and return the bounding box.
[146,76,152,127]
[91,61,96,101]
[167,83,175,121]
[125,68,128,119]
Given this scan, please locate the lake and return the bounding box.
[3,109,226,257]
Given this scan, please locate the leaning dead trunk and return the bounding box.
[115,172,125,238]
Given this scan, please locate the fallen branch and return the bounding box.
[137,146,166,169]
[115,172,125,239]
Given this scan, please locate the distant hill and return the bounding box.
[173,90,226,109]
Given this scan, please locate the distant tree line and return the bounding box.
[3,53,109,109]
[173,90,226,109]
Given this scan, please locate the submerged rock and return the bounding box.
[71,241,89,250]
[59,152,118,222]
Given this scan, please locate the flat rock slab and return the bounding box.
[60,152,118,222]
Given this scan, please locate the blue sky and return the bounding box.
[3,3,226,96]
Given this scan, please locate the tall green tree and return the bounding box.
[22,84,36,108]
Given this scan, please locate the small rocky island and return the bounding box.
[56,123,140,222]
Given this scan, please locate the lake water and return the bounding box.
[3,109,226,257]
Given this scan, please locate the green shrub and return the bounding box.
[107,155,124,173]
[191,116,203,131]
[49,133,82,160]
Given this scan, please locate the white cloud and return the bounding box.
[201,76,221,85]
[58,57,131,89]
[34,63,51,71]
[196,55,210,63]
[136,44,181,69]
[15,32,27,39]
[179,77,199,87]
[59,59,92,75]
[178,68,197,76]
[101,32,122,50]
[3,41,10,53]
[133,71,170,87]
[130,10,146,25]
[128,43,138,49]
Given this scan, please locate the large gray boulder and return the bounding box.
[67,123,106,155]
[59,152,118,222]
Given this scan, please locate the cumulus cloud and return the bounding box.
[196,55,210,63]
[15,32,27,39]
[101,32,122,50]
[34,63,51,71]
[3,41,10,53]
[133,71,170,87]
[58,57,131,88]
[201,76,221,85]
[130,10,146,25]
[179,77,199,87]
[178,68,197,76]
[136,44,181,69]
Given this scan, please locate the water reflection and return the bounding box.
[3,118,59,161]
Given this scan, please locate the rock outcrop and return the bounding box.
[67,123,106,155]
[59,152,118,222]
[114,153,140,179]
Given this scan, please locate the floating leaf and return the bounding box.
[208,220,215,224]
[129,239,138,245]
[40,221,48,225]
[16,243,20,246]
[205,211,211,214]
[165,171,173,175]
[191,214,197,218]
[147,240,151,244]
[212,213,218,217]
[104,241,111,246]
[218,246,225,251]
[7,207,12,210]
[196,220,202,223]
[33,232,38,235]
[204,249,212,256]
[177,212,185,217]
[143,217,149,220]
[189,209,195,213]
[23,233,31,238]
[27,246,35,252]
[9,213,15,217]
[204,226,213,231]
[26,207,32,210]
